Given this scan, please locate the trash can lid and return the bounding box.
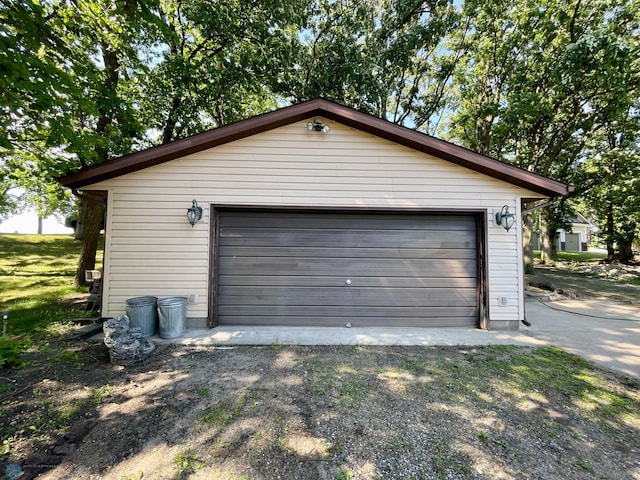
[126,296,158,305]
[158,296,187,305]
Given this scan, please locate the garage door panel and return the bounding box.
[220,228,475,249]
[216,316,477,328]
[215,211,479,327]
[218,305,478,317]
[218,257,477,277]
[220,297,477,308]
[221,213,476,231]
[221,237,472,249]
[219,275,477,288]
[219,287,478,307]
[220,246,477,259]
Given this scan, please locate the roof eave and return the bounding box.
[57,99,330,190]
[57,98,571,198]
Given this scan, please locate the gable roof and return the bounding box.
[57,98,571,198]
[566,212,596,226]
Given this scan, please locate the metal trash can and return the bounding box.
[125,296,158,338]
[158,297,187,339]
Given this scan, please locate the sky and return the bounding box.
[0,211,74,235]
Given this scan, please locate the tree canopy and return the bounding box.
[1,0,639,272]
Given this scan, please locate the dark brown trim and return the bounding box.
[208,207,220,328]
[58,98,571,198]
[208,205,487,329]
[477,212,489,330]
[211,204,487,216]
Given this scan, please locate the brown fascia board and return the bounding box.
[57,98,571,197]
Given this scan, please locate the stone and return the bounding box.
[103,315,155,366]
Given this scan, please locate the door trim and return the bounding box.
[207,205,487,329]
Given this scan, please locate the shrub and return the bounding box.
[0,335,31,368]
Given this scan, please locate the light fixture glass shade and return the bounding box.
[495,205,515,231]
[187,199,203,227]
[307,119,329,133]
[503,213,515,230]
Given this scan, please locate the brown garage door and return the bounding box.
[215,211,479,327]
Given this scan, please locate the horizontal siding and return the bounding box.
[89,119,543,324]
[106,178,525,192]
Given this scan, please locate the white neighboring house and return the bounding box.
[557,213,598,252]
[57,99,571,331]
[531,212,597,252]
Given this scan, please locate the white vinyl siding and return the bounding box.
[87,119,544,328]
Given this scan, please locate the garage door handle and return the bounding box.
[345,279,352,285]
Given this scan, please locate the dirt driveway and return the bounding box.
[0,342,638,480]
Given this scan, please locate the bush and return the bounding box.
[0,335,31,368]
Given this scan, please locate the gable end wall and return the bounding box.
[87,120,544,330]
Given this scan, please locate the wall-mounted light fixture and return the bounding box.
[495,205,515,231]
[307,119,330,133]
[187,199,203,227]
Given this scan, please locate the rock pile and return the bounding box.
[103,315,155,366]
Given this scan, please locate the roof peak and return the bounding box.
[57,98,571,198]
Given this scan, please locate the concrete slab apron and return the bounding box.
[162,325,547,348]
[149,300,640,379]
[523,298,640,380]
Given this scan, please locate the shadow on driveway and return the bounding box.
[524,297,640,380]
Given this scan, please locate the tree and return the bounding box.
[578,107,640,262]
[0,167,21,222]
[4,0,638,285]
[0,0,77,222]
[136,0,309,144]
[2,0,309,284]
[448,0,640,269]
[283,0,466,134]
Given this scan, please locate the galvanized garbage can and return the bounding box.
[125,296,158,338]
[158,297,187,339]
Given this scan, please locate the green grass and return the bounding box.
[533,250,607,263]
[0,234,103,335]
[461,346,638,426]
[200,393,248,431]
[173,449,203,477]
[335,469,354,480]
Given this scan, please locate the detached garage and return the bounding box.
[58,98,570,331]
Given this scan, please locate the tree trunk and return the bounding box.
[37,216,43,235]
[74,196,105,287]
[539,210,555,265]
[162,96,181,144]
[74,217,84,241]
[73,44,116,286]
[618,221,637,263]
[606,206,615,258]
[522,212,535,274]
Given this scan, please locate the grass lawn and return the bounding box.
[0,234,102,335]
[533,249,607,263]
